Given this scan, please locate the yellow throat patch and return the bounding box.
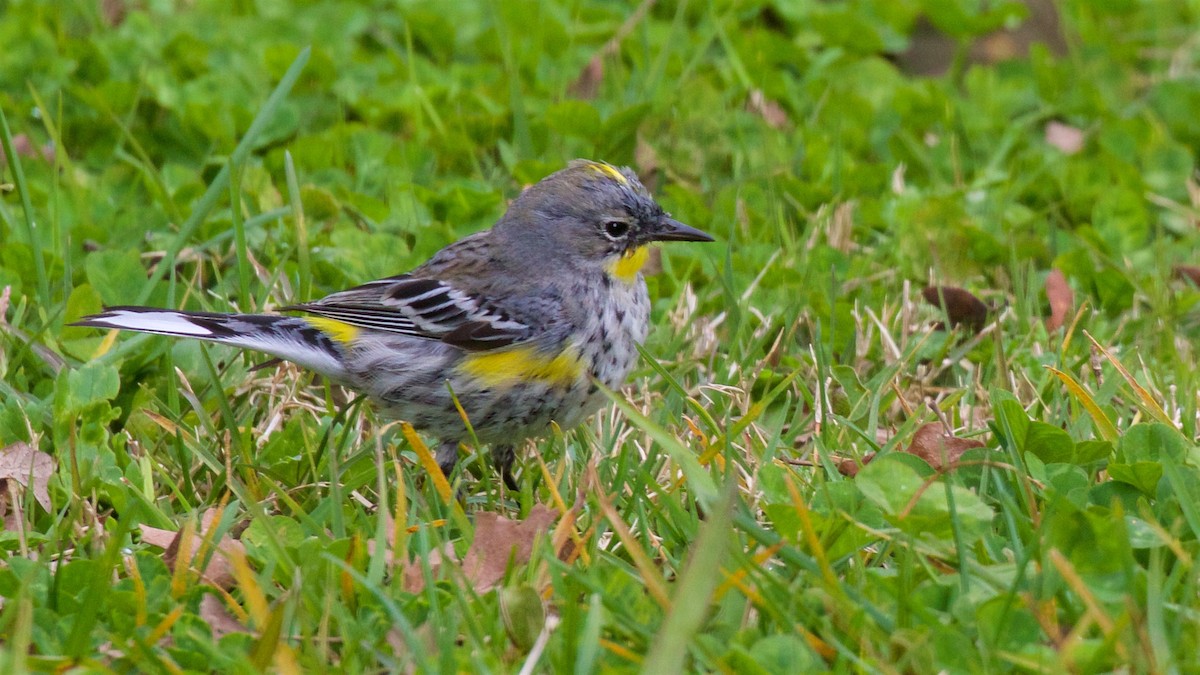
[459,345,584,388]
[306,316,360,345]
[607,246,649,283]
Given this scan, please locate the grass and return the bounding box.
[2,0,1200,671]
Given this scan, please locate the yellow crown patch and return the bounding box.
[585,161,630,186]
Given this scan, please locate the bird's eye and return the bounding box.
[603,220,630,239]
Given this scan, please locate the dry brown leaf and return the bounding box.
[1044,269,1074,331]
[139,525,176,549]
[746,90,789,129]
[199,594,249,638]
[837,453,875,477]
[101,0,128,26]
[569,55,604,100]
[827,427,986,476]
[1045,121,1085,155]
[1174,265,1200,287]
[141,510,245,590]
[401,542,459,594]
[0,442,55,513]
[365,512,397,567]
[462,504,558,593]
[903,423,985,470]
[896,1,1066,76]
[2,134,54,164]
[977,32,1020,62]
[386,623,437,657]
[11,134,35,159]
[385,629,405,656]
[3,502,20,532]
[922,285,989,333]
[566,0,654,99]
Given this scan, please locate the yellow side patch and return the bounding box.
[607,246,649,283]
[587,161,629,186]
[306,316,360,345]
[460,345,584,388]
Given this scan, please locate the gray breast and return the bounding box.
[579,277,650,389]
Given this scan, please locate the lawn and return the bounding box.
[2,0,1200,671]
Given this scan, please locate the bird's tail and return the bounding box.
[71,306,351,380]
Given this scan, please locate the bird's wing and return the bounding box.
[284,274,535,351]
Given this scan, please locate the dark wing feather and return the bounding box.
[284,274,533,350]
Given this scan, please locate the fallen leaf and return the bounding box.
[139,525,177,549]
[0,442,55,513]
[386,623,437,656]
[837,453,875,477]
[1044,269,1074,331]
[550,496,585,563]
[1174,265,1200,287]
[401,541,458,594]
[569,55,604,100]
[365,511,398,567]
[922,286,989,333]
[903,423,986,469]
[101,0,128,26]
[2,501,19,532]
[746,90,789,129]
[895,1,1067,76]
[11,134,35,159]
[462,505,558,592]
[2,134,54,164]
[199,594,249,638]
[141,509,245,589]
[1045,121,1084,155]
[978,32,1020,61]
[567,0,653,100]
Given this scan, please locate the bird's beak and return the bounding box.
[650,217,714,243]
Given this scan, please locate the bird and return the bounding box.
[72,159,713,489]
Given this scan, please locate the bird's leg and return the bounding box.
[436,440,460,482]
[493,444,518,491]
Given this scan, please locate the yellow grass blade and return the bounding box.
[1044,366,1118,442]
[401,422,453,503]
[1085,331,1174,427]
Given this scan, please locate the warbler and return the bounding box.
[73,160,712,489]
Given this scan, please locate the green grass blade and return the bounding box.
[284,150,311,301]
[641,480,736,674]
[0,105,50,305]
[600,382,719,509]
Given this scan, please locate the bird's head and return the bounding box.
[496,159,713,281]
